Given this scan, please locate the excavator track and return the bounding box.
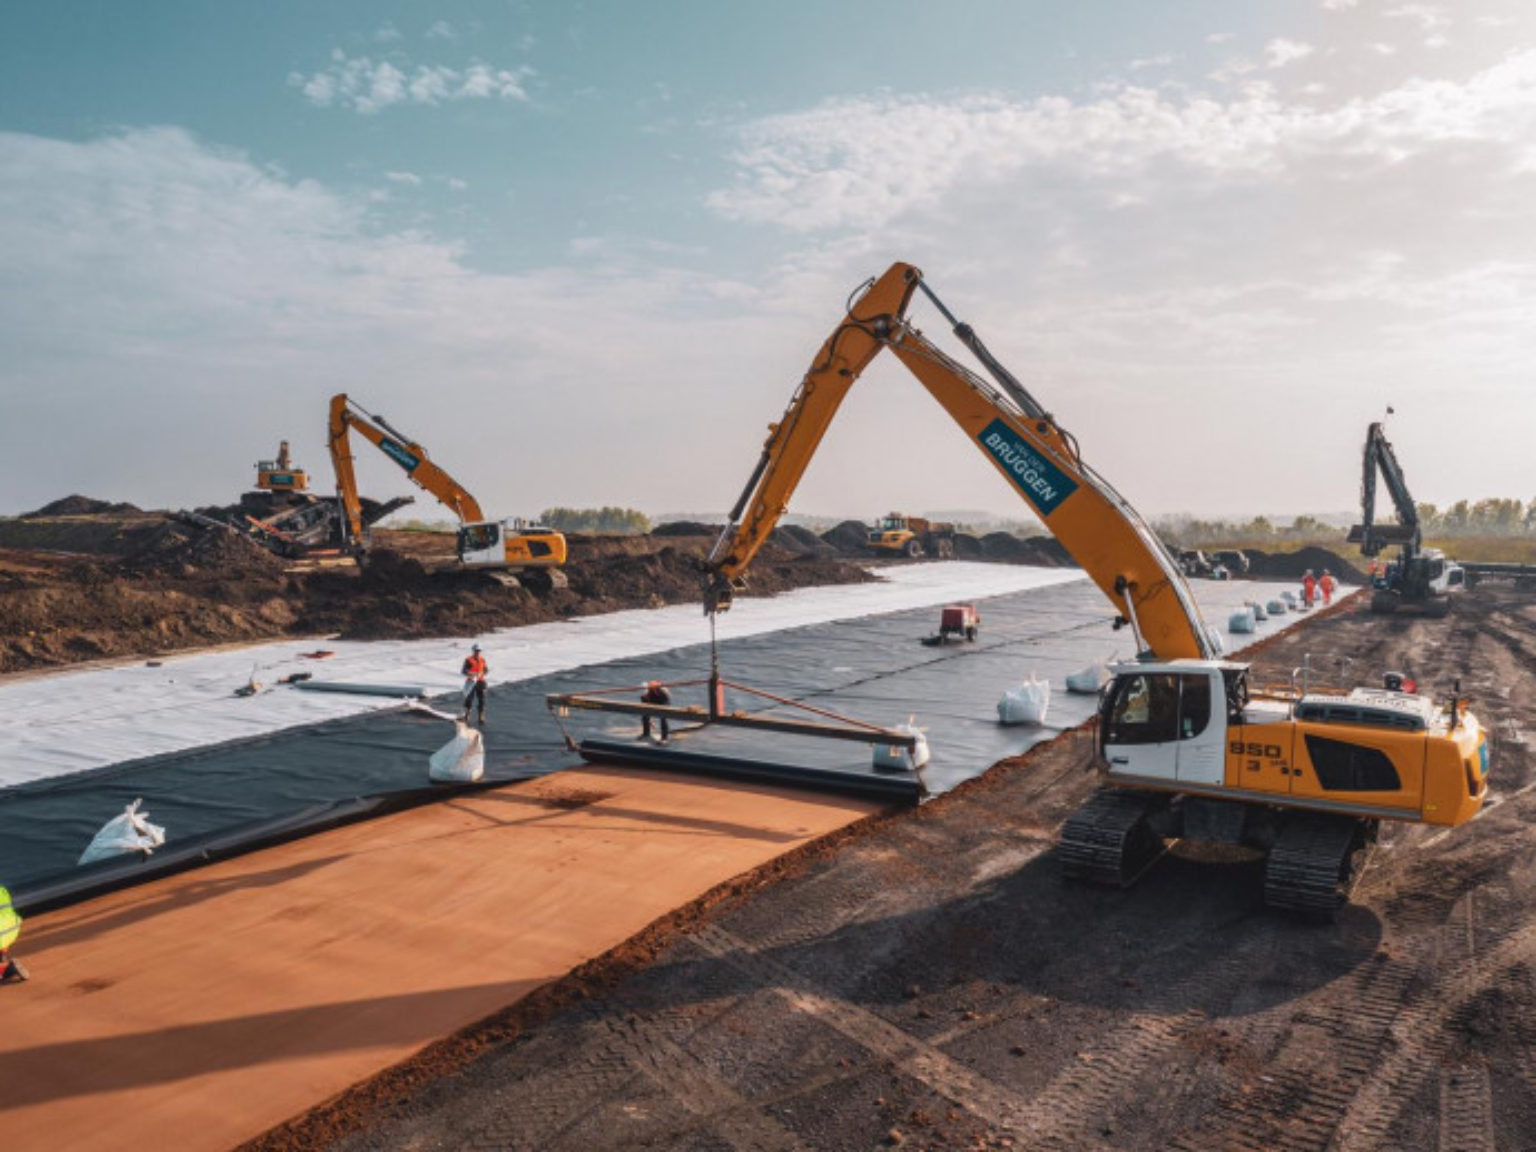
[1262,813,1371,921]
[1059,788,1166,887]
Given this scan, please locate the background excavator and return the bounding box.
[1346,419,1464,616]
[705,261,1489,918]
[328,394,568,589]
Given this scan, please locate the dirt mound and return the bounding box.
[1245,547,1364,584]
[650,521,719,538]
[979,532,1074,567]
[820,520,872,554]
[951,533,983,559]
[770,525,836,558]
[20,495,143,518]
[115,523,290,579]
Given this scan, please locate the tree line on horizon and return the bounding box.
[1160,497,1536,547]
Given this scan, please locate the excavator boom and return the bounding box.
[707,262,1217,660]
[328,394,486,546]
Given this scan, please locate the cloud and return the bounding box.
[708,51,1536,233]
[0,127,808,518]
[1129,53,1177,71]
[426,20,456,40]
[290,50,533,113]
[444,176,468,191]
[385,170,422,186]
[1320,0,1358,9]
[374,22,402,43]
[1206,32,1236,45]
[1383,4,1450,33]
[1264,39,1315,68]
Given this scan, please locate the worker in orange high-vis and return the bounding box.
[1302,569,1317,609]
[1,885,27,984]
[1319,569,1338,606]
[460,643,489,726]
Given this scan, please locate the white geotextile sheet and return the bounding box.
[0,563,1087,788]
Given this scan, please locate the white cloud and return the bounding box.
[375,22,402,43]
[1206,32,1236,45]
[289,52,533,113]
[1129,53,1177,71]
[1383,4,1450,33]
[444,176,468,191]
[426,20,456,40]
[1370,42,1399,56]
[1321,0,1358,9]
[385,170,422,186]
[1264,39,1315,68]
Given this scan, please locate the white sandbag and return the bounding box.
[79,799,166,865]
[873,721,930,772]
[1267,599,1287,615]
[998,674,1051,725]
[1065,663,1109,694]
[1251,602,1268,621]
[1228,608,1256,634]
[1281,591,1298,605]
[429,720,485,783]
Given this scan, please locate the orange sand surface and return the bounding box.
[0,767,878,1152]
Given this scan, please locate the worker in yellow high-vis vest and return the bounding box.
[0,885,28,983]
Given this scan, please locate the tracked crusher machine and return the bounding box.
[699,262,1490,918]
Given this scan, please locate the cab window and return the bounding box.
[1105,674,1180,745]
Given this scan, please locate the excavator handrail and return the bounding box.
[703,262,1220,661]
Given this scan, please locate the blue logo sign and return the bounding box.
[380,439,420,471]
[977,418,1078,516]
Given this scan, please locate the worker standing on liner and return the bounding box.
[1,885,28,984]
[460,643,489,726]
[1302,569,1317,609]
[640,680,672,743]
[1320,569,1337,606]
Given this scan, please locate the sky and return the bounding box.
[2,1,1534,522]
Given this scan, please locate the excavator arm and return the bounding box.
[327,394,486,545]
[1347,421,1421,559]
[706,262,1218,661]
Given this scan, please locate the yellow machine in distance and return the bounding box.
[867,513,956,559]
[327,394,568,584]
[254,441,309,494]
[705,261,1488,917]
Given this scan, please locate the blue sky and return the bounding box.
[2,1,1533,520]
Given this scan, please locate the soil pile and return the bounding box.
[0,525,875,674]
[650,521,719,538]
[20,495,142,518]
[1246,547,1364,584]
[114,523,291,579]
[769,525,837,558]
[820,520,872,553]
[978,532,1074,566]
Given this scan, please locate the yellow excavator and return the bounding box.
[705,262,1489,917]
[328,394,568,587]
[253,441,310,495]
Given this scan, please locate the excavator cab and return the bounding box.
[458,518,568,571]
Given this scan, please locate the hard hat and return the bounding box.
[647,680,660,688]
[472,643,482,652]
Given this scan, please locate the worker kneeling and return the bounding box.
[640,680,671,743]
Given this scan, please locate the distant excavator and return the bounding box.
[704,261,1489,918]
[327,394,568,588]
[1346,419,1464,616]
[253,441,310,496]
